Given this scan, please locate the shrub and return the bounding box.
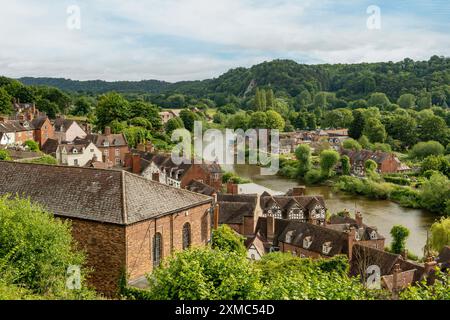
[410,141,445,159]
[0,196,96,299]
[24,140,39,152]
[305,169,323,185]
[211,225,246,256]
[390,225,410,254]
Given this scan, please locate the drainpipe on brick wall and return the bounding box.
[170,214,174,254]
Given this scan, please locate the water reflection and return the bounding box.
[226,164,437,257]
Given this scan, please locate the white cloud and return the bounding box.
[0,0,448,81]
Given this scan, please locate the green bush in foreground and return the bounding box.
[0,196,96,299]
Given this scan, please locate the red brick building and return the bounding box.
[341,149,410,175]
[0,162,213,296]
[85,127,130,167]
[31,116,54,147]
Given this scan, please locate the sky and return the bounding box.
[0,0,449,82]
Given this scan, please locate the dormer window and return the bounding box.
[355,232,361,241]
[285,230,294,243]
[289,208,305,221]
[322,242,332,255]
[370,231,378,240]
[303,236,312,249]
[103,140,110,147]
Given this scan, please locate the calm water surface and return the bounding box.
[225,164,437,257]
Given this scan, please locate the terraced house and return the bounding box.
[0,161,214,296]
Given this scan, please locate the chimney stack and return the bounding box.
[104,126,111,135]
[137,143,146,152]
[401,249,408,260]
[266,215,275,242]
[355,211,363,227]
[424,256,437,276]
[392,263,401,299]
[292,186,306,196]
[227,182,238,195]
[347,227,356,260]
[132,154,141,174]
[213,204,219,230]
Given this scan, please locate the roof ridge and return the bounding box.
[121,170,128,225]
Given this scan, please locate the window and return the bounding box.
[322,242,332,255]
[115,148,120,156]
[285,230,294,243]
[289,208,305,221]
[115,158,121,165]
[90,149,94,153]
[104,149,109,156]
[182,223,191,250]
[303,236,312,249]
[370,231,378,240]
[152,233,162,267]
[73,159,79,166]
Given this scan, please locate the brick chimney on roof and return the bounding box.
[266,215,275,242]
[424,256,438,275]
[104,126,111,135]
[355,211,363,227]
[132,154,141,174]
[293,186,306,196]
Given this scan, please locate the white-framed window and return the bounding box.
[104,149,109,156]
[115,148,119,156]
[322,242,332,255]
[303,236,312,249]
[370,231,378,240]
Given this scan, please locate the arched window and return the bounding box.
[152,233,162,267]
[182,223,191,250]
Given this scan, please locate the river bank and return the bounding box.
[225,164,437,257]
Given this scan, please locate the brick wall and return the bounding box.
[125,203,212,282]
[181,164,222,191]
[379,155,400,173]
[67,218,127,297]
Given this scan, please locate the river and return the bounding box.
[225,164,438,257]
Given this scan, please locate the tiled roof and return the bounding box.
[53,118,75,132]
[278,220,347,256]
[328,215,385,241]
[0,161,212,225]
[186,180,216,196]
[41,138,59,155]
[217,193,257,225]
[0,120,32,133]
[31,116,48,129]
[85,133,128,147]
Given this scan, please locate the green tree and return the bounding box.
[341,155,351,175]
[322,109,353,128]
[368,92,390,109]
[0,149,11,161]
[410,141,445,159]
[384,113,418,148]
[429,218,450,253]
[266,89,275,109]
[0,196,94,298]
[420,173,450,215]
[211,225,246,256]
[72,97,92,116]
[320,150,340,178]
[390,225,410,254]
[418,113,448,145]
[130,101,163,131]
[343,138,362,151]
[145,248,261,300]
[363,118,387,143]
[249,111,268,129]
[400,270,449,300]
[227,113,249,130]
[295,144,312,177]
[265,110,285,131]
[0,87,13,115]
[421,155,450,176]
[179,109,197,132]
[348,109,366,140]
[167,94,186,108]
[165,117,184,134]
[397,94,416,109]
[95,92,131,130]
[24,140,39,152]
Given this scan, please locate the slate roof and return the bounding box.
[53,118,75,132]
[186,180,216,196]
[0,120,32,133]
[86,133,128,147]
[31,116,48,129]
[217,193,258,225]
[254,217,291,247]
[328,215,385,241]
[278,220,348,256]
[260,194,326,211]
[41,138,59,155]
[0,161,212,225]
